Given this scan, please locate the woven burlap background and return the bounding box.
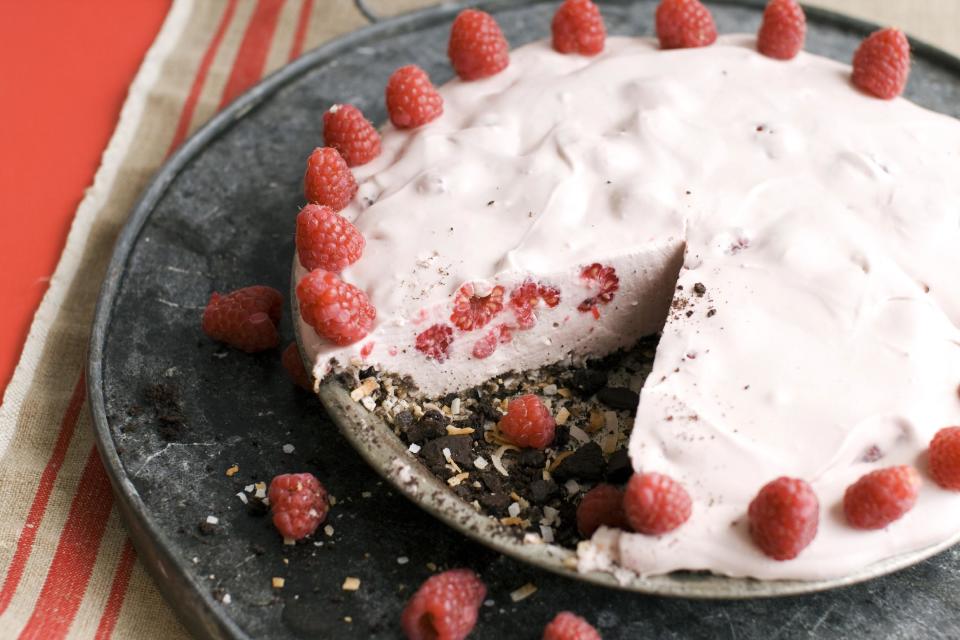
[0,1,956,637]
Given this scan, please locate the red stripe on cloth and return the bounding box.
[18,448,115,640]
[167,0,239,154]
[218,0,286,108]
[92,540,136,640]
[0,372,86,615]
[288,0,314,61]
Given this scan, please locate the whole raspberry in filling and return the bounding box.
[509,281,561,329]
[303,147,358,212]
[322,103,381,167]
[929,426,960,490]
[577,264,618,316]
[386,65,444,129]
[296,269,375,345]
[543,611,601,640]
[202,285,283,353]
[843,465,920,530]
[450,283,505,331]
[416,323,455,362]
[268,472,329,541]
[757,0,806,60]
[552,0,606,56]
[852,28,910,100]
[655,0,717,50]
[576,483,627,537]
[401,569,486,640]
[748,476,819,560]
[623,472,692,535]
[447,9,510,81]
[295,204,364,272]
[498,394,556,449]
[282,342,312,390]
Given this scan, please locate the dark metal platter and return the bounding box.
[88,1,960,638]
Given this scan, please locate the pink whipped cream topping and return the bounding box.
[297,35,960,580]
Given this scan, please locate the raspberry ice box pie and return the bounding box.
[289,0,960,592]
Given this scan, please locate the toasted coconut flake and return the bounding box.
[446,425,475,436]
[254,482,267,499]
[500,516,524,526]
[564,479,580,495]
[283,537,295,546]
[604,410,619,431]
[588,410,605,433]
[206,515,219,525]
[540,525,555,543]
[557,387,572,398]
[272,577,285,589]
[601,433,619,454]
[236,492,248,504]
[547,450,575,472]
[350,377,379,401]
[225,465,239,477]
[474,456,489,470]
[451,398,461,415]
[508,502,521,518]
[510,583,538,602]
[447,471,470,487]
[491,444,518,477]
[555,407,570,426]
[441,447,462,473]
[569,425,591,444]
[324,524,335,537]
[342,577,361,591]
[523,532,543,544]
[408,443,421,454]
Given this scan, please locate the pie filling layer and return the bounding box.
[298,35,960,580]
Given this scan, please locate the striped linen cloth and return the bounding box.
[0,1,955,638]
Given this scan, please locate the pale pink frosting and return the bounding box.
[297,35,960,580]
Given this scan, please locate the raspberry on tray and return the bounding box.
[202,285,283,353]
[268,473,329,541]
[543,611,602,640]
[401,569,486,640]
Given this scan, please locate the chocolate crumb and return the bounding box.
[605,448,633,484]
[596,387,639,412]
[552,442,605,481]
[693,282,706,297]
[198,521,219,536]
[707,309,716,317]
[528,479,559,504]
[518,449,546,468]
[406,410,448,443]
[568,369,607,397]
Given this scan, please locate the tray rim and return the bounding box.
[87,1,960,637]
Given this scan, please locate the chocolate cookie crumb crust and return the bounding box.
[336,335,660,549]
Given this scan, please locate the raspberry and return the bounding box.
[386,65,444,129]
[510,281,561,329]
[322,104,381,167]
[576,483,627,537]
[747,477,819,560]
[843,465,920,530]
[552,0,606,56]
[416,323,454,362]
[757,0,806,60]
[499,394,556,449]
[543,612,601,640]
[577,264,619,316]
[450,283,505,331]
[303,147,358,211]
[929,426,960,490]
[623,472,692,535]
[295,204,364,272]
[401,569,486,640]
[655,0,717,50]
[852,28,910,100]
[296,269,375,345]
[282,342,312,390]
[471,324,512,359]
[448,9,510,81]
[202,285,283,353]
[268,473,329,540]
